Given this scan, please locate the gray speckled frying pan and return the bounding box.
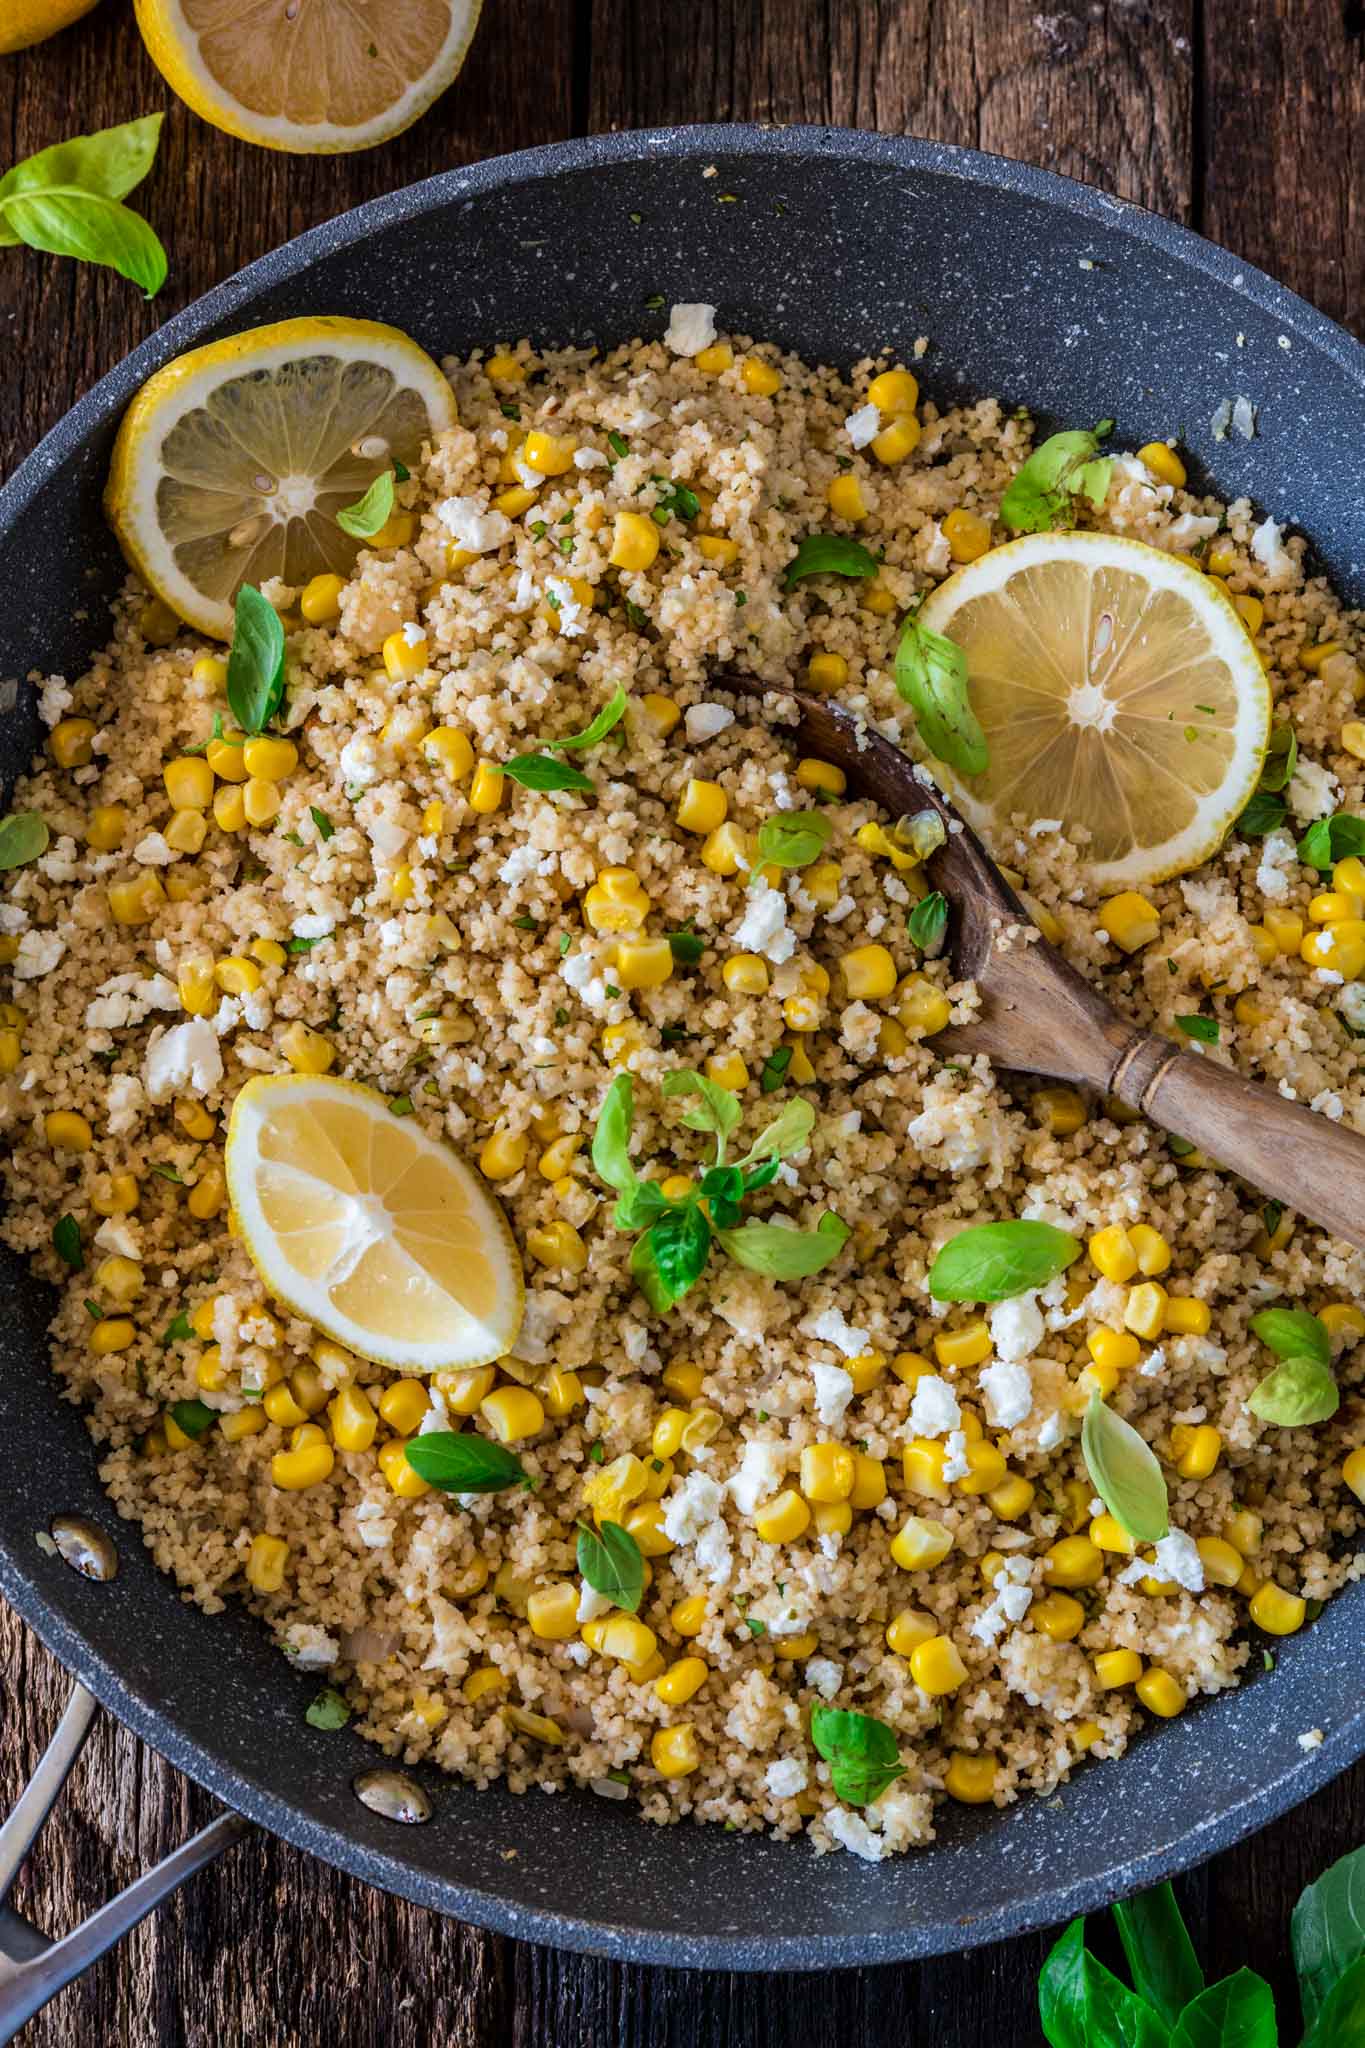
[0,125,1361,1988]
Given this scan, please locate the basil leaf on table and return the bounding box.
[1249,1356,1340,1426]
[755,809,833,870]
[894,614,989,777]
[907,891,948,951]
[1039,1917,1171,2048]
[403,1432,527,1493]
[336,469,396,538]
[0,114,163,208]
[503,753,595,793]
[226,584,286,736]
[0,115,167,294]
[928,1219,1081,1301]
[1303,1953,1365,2047]
[1169,1969,1278,2048]
[1298,812,1365,872]
[1292,1842,1365,2034]
[1001,425,1113,534]
[0,812,49,869]
[1082,1395,1170,1544]
[781,533,879,589]
[576,1519,645,1613]
[1250,1307,1331,1370]
[1113,1882,1205,2028]
[808,1704,903,1807]
[591,1073,638,1196]
[716,1211,849,1280]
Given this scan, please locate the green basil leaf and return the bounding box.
[1298,813,1365,872]
[503,753,595,793]
[309,805,334,842]
[1238,790,1287,838]
[1258,722,1299,794]
[1082,1394,1170,1543]
[808,1705,903,1806]
[907,891,949,950]
[576,1518,645,1612]
[0,812,49,870]
[1248,1356,1339,1427]
[667,930,706,964]
[1169,1969,1278,2048]
[894,615,989,777]
[403,1431,527,1493]
[553,684,628,750]
[1293,1842,1365,2033]
[646,1201,712,1303]
[161,1310,192,1346]
[662,1068,742,1149]
[336,469,396,539]
[591,1073,637,1196]
[1039,1918,1171,2048]
[699,1163,745,1228]
[304,1686,351,1731]
[928,1219,1081,1302]
[168,1399,216,1442]
[717,1210,849,1280]
[1,187,166,294]
[1001,427,1113,534]
[652,476,700,523]
[614,1180,668,1231]
[52,1214,82,1270]
[1175,1014,1219,1044]
[0,114,163,205]
[759,1046,793,1094]
[1303,1953,1365,2047]
[781,533,879,589]
[1251,1307,1331,1370]
[736,1097,815,1168]
[742,1155,780,1194]
[755,809,833,870]
[226,585,286,737]
[1113,1883,1204,2028]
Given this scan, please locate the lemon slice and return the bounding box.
[104,316,456,639]
[1,0,100,52]
[916,531,1271,889]
[225,1075,524,1374]
[133,0,482,154]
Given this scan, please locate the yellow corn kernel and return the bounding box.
[271,1437,335,1491]
[295,572,343,625]
[83,803,127,853]
[654,1365,700,1410]
[108,872,166,926]
[740,356,782,396]
[214,956,262,998]
[87,1313,135,1355]
[45,1110,93,1152]
[650,1655,707,1711]
[432,1366,492,1417]
[1297,638,1342,674]
[49,717,95,769]
[1059,1479,1091,1532]
[188,654,227,692]
[1044,1535,1105,1588]
[902,1439,949,1503]
[1233,593,1264,637]
[164,809,207,855]
[274,1020,333,1078]
[1093,1647,1143,1690]
[1341,720,1365,762]
[1263,907,1303,955]
[1133,440,1185,488]
[1341,1446,1365,1502]
[523,429,577,475]
[480,1386,544,1443]
[491,484,538,518]
[1136,1666,1186,1718]
[697,536,740,572]
[1253,1210,1295,1258]
[909,1634,967,1695]
[614,937,674,991]
[790,755,844,802]
[1031,1592,1085,1642]
[1249,1582,1307,1636]
[533,1369,581,1422]
[662,1602,708,1653]
[717,954,766,1000]
[798,1442,856,1504]
[871,413,922,466]
[1089,1514,1137,1557]
[468,760,505,815]
[690,341,732,376]
[657,1175,692,1203]
[240,737,299,787]
[839,943,898,1001]
[1117,1227,1167,1282]
[807,1502,849,1541]
[218,1406,266,1443]
[890,1515,953,1572]
[650,1725,700,1778]
[240,776,280,828]
[1246,926,1278,970]
[1069,1359,1119,1410]
[1099,892,1160,954]
[1033,1085,1086,1137]
[839,1354,883,1403]
[183,1166,224,1226]
[843,1453,886,1516]
[753,1489,811,1544]
[367,1381,425,1439]
[1309,890,1358,925]
[942,506,992,563]
[245,1533,289,1593]
[676,777,727,835]
[204,725,248,781]
[416,727,474,787]
[526,1219,587,1272]
[597,1613,656,1667]
[328,1385,378,1453]
[1220,1508,1261,1557]
[1165,1422,1221,1480]
[583,867,649,932]
[188,1298,219,1343]
[377,628,426,684]
[987,1474,1035,1521]
[882,1608,935,1660]
[480,1130,528,1181]
[897,974,952,1037]
[697,1056,743,1100]
[162,756,213,811]
[1162,1296,1210,1341]
[807,652,848,693]
[944,1751,998,1805]
[957,1441,1007,1496]
[1191,1535,1242,1589]
[826,473,868,523]
[1302,919,1365,978]
[1322,1302,1365,1347]
[634,694,680,742]
[463,1666,507,1706]
[933,1320,992,1370]
[171,1096,215,1143]
[536,1134,581,1182]
[1089,1224,1139,1283]
[1124,1281,1168,1341]
[210,783,246,834]
[609,510,661,572]
[868,368,918,414]
[373,1436,428,1498]
[622,1499,672,1557]
[695,821,748,877]
[263,1381,308,1428]
[0,1028,21,1075]
[860,581,896,615]
[524,1583,579,1642]
[485,350,527,388]
[601,1021,644,1068]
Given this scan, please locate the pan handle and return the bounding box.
[0,1680,252,2043]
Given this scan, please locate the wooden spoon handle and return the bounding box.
[1112,1034,1365,1246]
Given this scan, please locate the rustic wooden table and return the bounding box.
[1,3,1361,2042]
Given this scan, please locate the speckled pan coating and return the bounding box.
[0,124,1361,1971]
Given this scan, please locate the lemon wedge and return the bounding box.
[104,316,456,640]
[916,531,1271,888]
[133,0,482,154]
[225,1075,524,1374]
[0,0,100,52]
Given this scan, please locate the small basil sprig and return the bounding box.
[781,533,879,589]
[503,686,629,795]
[1293,1842,1365,2037]
[577,1519,645,1612]
[1081,1394,1169,1544]
[0,812,49,870]
[404,1431,527,1492]
[1250,1307,1331,1369]
[226,584,286,737]
[1111,1883,1206,2029]
[928,1219,1081,1302]
[1247,1307,1338,1426]
[1298,811,1365,872]
[0,114,167,296]
[894,614,988,777]
[1000,422,1114,533]
[336,469,397,538]
[1175,1014,1219,1044]
[755,810,833,872]
[907,891,948,951]
[1257,721,1298,795]
[553,685,628,750]
[808,1705,904,1807]
[1237,789,1287,839]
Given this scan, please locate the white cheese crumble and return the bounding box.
[941,1430,970,1483]
[727,1440,788,1516]
[907,1374,960,1438]
[730,881,796,964]
[13,929,65,979]
[1287,757,1340,825]
[979,1359,1034,1429]
[811,1362,854,1427]
[544,576,587,639]
[1255,829,1297,901]
[765,1757,809,1799]
[1154,1528,1205,1593]
[1251,516,1295,585]
[661,1470,724,1544]
[970,1556,1034,1643]
[663,301,718,356]
[804,1656,842,1701]
[435,496,512,553]
[683,702,734,742]
[143,1018,223,1102]
[105,1074,144,1136]
[988,1293,1043,1363]
[281,1623,338,1669]
[844,402,879,448]
[804,1305,871,1358]
[1298,1728,1325,1751]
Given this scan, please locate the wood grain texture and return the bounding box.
[1,3,1363,2044]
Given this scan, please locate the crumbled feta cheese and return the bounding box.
[812,1362,854,1427]
[730,881,796,964]
[907,1374,960,1438]
[572,446,608,470]
[727,1439,788,1516]
[545,576,587,639]
[941,1430,970,1483]
[1288,757,1339,825]
[105,1074,144,1136]
[804,1305,871,1358]
[826,1807,888,1861]
[765,1756,809,1799]
[132,832,176,867]
[684,702,734,742]
[434,496,512,553]
[281,1623,338,1669]
[499,844,555,887]
[663,301,718,356]
[561,948,612,1013]
[804,1656,842,1701]
[844,403,879,448]
[970,1556,1034,1642]
[13,929,64,979]
[93,1217,139,1258]
[143,1018,223,1102]
[988,1293,1043,1363]
[338,733,379,787]
[979,1359,1034,1429]
[1298,1728,1324,1751]
[1255,829,1297,901]
[1037,1410,1066,1451]
[577,1583,612,1623]
[1232,395,1257,439]
[1251,516,1294,585]
[1154,1528,1205,1593]
[37,676,73,726]
[662,1470,724,1544]
[292,912,334,941]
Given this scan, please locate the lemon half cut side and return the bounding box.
[226,1075,524,1375]
[915,531,1272,890]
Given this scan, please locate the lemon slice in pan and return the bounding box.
[916,531,1271,889]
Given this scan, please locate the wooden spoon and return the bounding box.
[716,671,1365,1253]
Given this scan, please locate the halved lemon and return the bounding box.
[917,531,1271,889]
[225,1075,524,1374]
[105,316,457,639]
[134,0,483,154]
[1,0,100,52]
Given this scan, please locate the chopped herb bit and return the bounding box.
[287,935,325,953]
[735,590,747,607]
[625,600,648,630]
[607,430,630,459]
[150,1163,184,1184]
[388,1095,415,1117]
[512,914,539,931]
[310,805,334,841]
[644,293,665,310]
[558,933,572,957]
[161,1310,192,1346]
[744,1616,766,1638]
[907,891,948,951]
[588,1441,606,1464]
[500,401,521,420]
[650,475,701,524]
[52,1214,82,1269]
[531,520,548,538]
[667,930,706,964]
[84,1297,103,1321]
[283,831,304,847]
[305,1686,351,1731]
[604,984,621,999]
[1175,1013,1220,1044]
[554,1005,568,1026]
